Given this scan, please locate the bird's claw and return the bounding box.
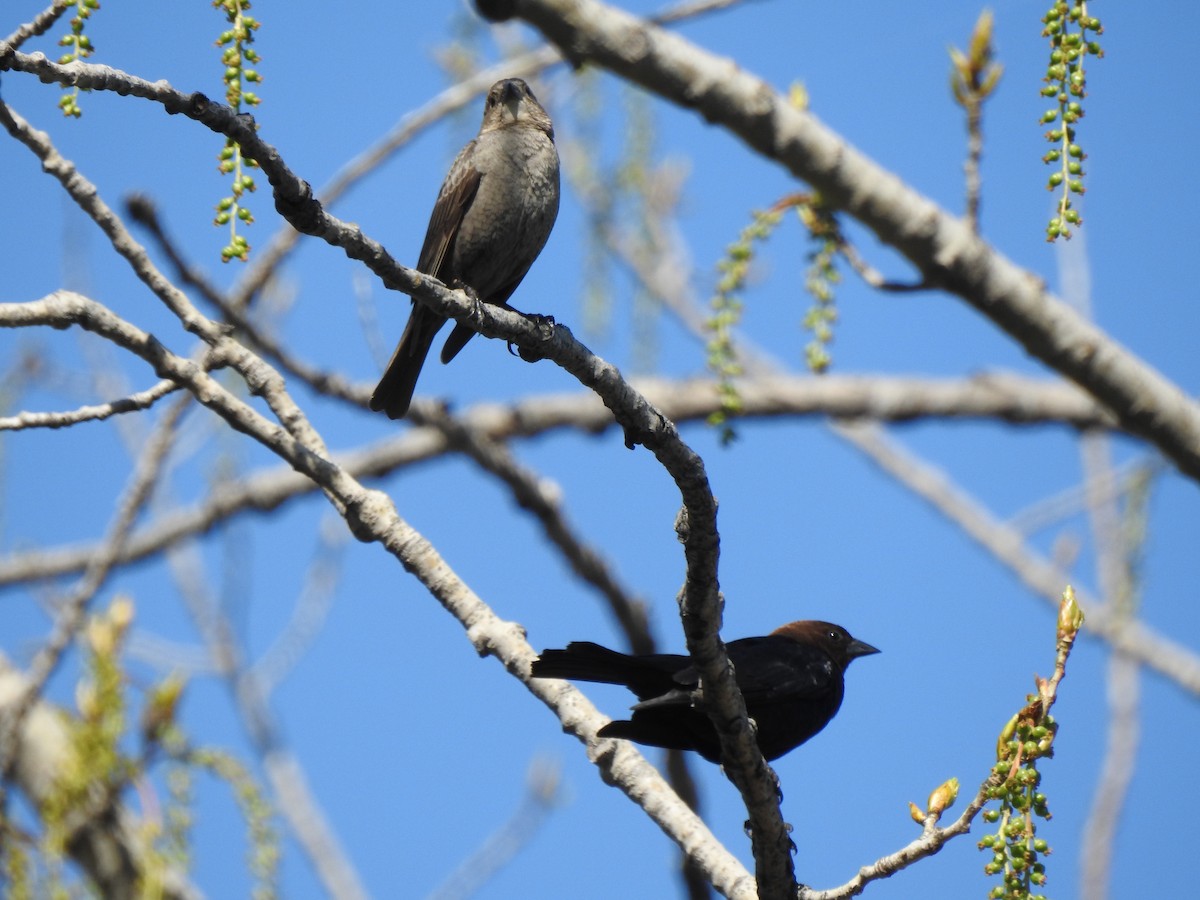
[527,312,557,336]
[508,313,557,361]
[452,281,484,322]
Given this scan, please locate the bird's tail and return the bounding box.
[531,642,647,685]
[439,320,477,364]
[369,304,445,419]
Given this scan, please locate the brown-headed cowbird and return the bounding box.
[369,78,561,419]
[531,621,879,762]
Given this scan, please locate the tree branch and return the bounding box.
[0,379,182,431]
[490,0,1200,486]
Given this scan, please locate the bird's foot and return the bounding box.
[742,818,797,855]
[770,766,784,803]
[450,280,484,320]
[508,313,556,362]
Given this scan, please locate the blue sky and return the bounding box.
[2,1,1198,898]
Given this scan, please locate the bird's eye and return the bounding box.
[827,629,842,643]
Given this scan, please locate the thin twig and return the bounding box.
[1,0,70,51]
[1067,233,1144,900]
[799,772,1000,900]
[0,379,182,430]
[251,515,349,697]
[425,758,563,900]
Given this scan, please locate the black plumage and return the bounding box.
[531,621,879,762]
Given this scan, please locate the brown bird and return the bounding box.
[369,78,561,419]
[531,621,879,762]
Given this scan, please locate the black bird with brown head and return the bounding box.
[531,620,879,763]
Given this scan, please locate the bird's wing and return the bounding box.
[727,636,837,703]
[417,141,482,279]
[629,688,695,711]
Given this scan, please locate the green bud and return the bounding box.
[1048,172,1064,187]
[927,777,960,818]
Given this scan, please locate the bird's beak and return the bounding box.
[501,81,524,118]
[846,638,881,659]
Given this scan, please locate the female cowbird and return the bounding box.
[531,621,879,762]
[369,78,561,419]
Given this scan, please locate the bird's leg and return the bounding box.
[450,279,484,321]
